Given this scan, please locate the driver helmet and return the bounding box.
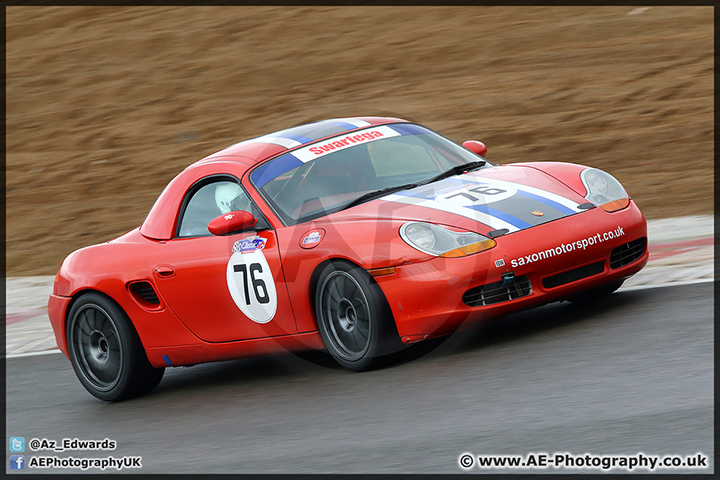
[215,182,244,214]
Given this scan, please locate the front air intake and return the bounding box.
[462,276,532,307]
[610,237,647,269]
[542,262,604,289]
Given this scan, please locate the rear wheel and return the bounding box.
[315,262,400,370]
[66,293,164,401]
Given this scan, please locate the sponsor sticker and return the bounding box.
[302,231,322,245]
[232,235,267,254]
[509,226,626,268]
[299,228,326,249]
[292,125,401,162]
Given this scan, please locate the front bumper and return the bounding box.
[375,202,648,342]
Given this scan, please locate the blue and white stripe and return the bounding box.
[230,118,373,151]
[382,174,585,233]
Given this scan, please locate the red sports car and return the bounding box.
[48,116,648,401]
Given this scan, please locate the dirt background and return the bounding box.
[6,6,713,276]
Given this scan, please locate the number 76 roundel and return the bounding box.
[226,236,278,323]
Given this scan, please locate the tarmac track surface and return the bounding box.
[5,283,713,474]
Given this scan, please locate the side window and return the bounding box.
[178,180,253,237]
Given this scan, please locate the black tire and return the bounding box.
[567,279,624,304]
[66,293,164,402]
[314,262,401,371]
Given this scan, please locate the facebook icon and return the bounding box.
[9,455,25,470]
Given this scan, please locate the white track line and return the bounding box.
[619,277,714,292]
[6,349,62,359]
[5,278,713,360]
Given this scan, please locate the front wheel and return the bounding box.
[314,262,400,371]
[66,293,164,402]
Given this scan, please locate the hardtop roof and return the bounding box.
[191,116,408,169]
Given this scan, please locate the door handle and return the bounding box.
[154,265,176,278]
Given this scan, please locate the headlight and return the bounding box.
[580,168,629,212]
[399,222,496,258]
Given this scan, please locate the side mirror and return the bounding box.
[462,140,487,157]
[208,210,258,236]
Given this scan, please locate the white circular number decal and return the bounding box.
[226,248,277,324]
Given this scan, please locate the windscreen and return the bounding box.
[250,123,489,225]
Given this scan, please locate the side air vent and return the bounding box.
[610,237,647,269]
[128,281,160,306]
[462,276,532,307]
[542,262,604,289]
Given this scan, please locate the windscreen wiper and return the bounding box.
[421,160,487,185]
[338,183,420,212]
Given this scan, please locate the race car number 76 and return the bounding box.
[233,263,270,305]
[446,185,506,202]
